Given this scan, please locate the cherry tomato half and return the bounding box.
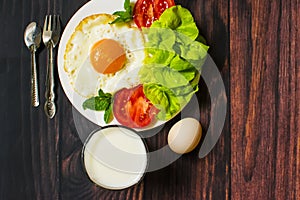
[113,85,159,128]
[133,0,175,28]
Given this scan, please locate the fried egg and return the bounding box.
[64,14,145,97]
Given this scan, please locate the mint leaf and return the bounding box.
[104,104,113,123]
[82,97,110,111]
[109,0,133,24]
[98,89,112,98]
[98,89,105,97]
[83,89,114,124]
[124,0,132,12]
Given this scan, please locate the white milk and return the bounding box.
[83,127,148,190]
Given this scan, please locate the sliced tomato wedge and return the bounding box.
[113,85,159,128]
[133,0,175,28]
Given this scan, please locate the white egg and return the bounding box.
[168,118,202,154]
[64,14,145,98]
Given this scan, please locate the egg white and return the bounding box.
[64,14,145,97]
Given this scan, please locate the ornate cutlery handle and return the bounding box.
[44,44,56,119]
[31,47,39,107]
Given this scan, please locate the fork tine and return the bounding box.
[56,15,61,32]
[48,15,52,30]
[42,14,61,47]
[43,15,49,32]
[52,15,56,31]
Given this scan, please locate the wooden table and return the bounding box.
[0,0,299,199]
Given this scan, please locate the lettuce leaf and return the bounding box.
[139,64,190,88]
[169,55,194,71]
[143,27,176,52]
[174,33,209,70]
[143,83,181,120]
[143,21,209,71]
[139,6,209,120]
[151,5,199,40]
[144,49,175,66]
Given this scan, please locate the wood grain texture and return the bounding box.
[230,0,300,199]
[0,0,61,199]
[1,0,299,199]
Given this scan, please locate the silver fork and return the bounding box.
[43,15,61,119]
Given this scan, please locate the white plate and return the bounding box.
[57,0,166,130]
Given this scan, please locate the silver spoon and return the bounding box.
[24,22,41,107]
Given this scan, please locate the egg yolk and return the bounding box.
[90,39,126,74]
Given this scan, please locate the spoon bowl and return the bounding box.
[24,22,41,51]
[24,22,41,107]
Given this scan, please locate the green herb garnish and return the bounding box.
[109,0,133,24]
[82,89,113,123]
[104,104,113,124]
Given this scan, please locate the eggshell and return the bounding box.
[168,118,202,154]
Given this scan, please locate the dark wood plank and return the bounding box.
[8,0,300,199]
[0,0,231,199]
[230,0,300,199]
[0,0,63,199]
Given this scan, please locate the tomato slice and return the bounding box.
[133,0,175,28]
[113,85,159,128]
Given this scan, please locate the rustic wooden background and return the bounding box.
[0,0,299,199]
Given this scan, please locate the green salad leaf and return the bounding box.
[169,55,197,81]
[144,49,176,66]
[144,28,176,52]
[169,55,194,71]
[143,83,181,120]
[143,28,209,70]
[172,71,200,97]
[139,64,190,89]
[139,5,209,120]
[151,5,199,40]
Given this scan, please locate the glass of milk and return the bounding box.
[81,125,148,190]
